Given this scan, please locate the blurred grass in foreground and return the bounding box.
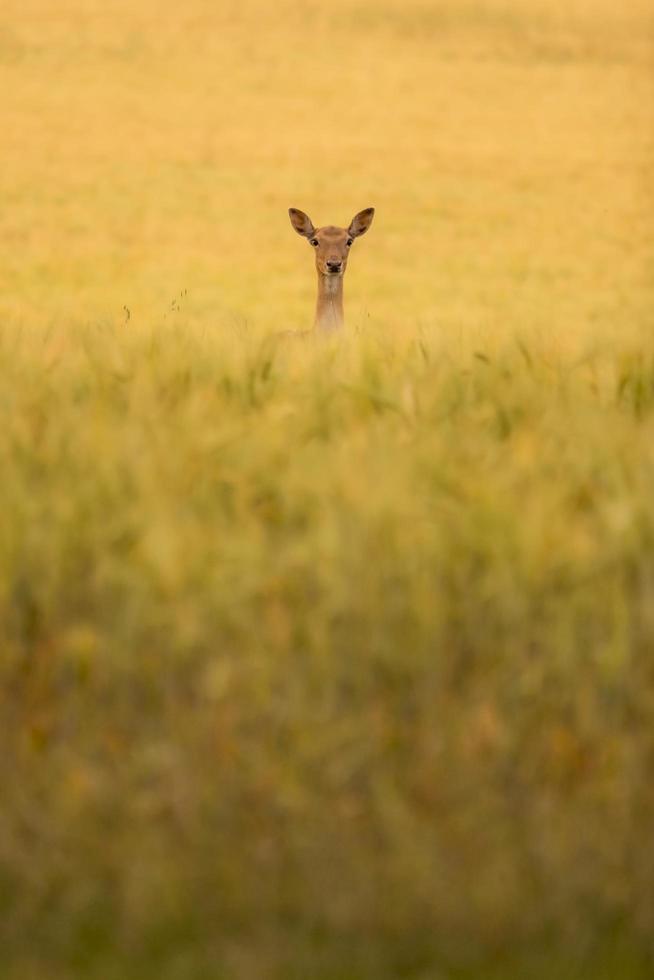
[1,323,653,979]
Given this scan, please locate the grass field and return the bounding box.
[2,1,654,978]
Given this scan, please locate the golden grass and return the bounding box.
[1,2,654,978]
[2,0,653,340]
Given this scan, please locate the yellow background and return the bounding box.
[3,0,652,341]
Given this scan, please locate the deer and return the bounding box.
[288,207,375,333]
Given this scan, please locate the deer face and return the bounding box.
[289,208,375,278]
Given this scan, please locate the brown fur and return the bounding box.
[288,207,375,332]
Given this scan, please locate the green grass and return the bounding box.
[1,323,653,978]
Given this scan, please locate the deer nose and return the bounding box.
[326,260,342,272]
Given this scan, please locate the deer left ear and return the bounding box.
[289,208,316,238]
[348,207,375,238]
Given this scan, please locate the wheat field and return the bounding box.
[2,1,654,978]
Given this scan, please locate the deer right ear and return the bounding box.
[289,208,316,238]
[348,207,375,238]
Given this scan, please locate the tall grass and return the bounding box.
[1,323,654,978]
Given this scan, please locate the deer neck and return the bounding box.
[315,272,344,332]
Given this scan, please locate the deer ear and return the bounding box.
[348,207,375,238]
[289,208,316,238]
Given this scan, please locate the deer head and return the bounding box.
[288,207,375,278]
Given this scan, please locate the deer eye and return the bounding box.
[309,239,319,247]
[346,238,353,247]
